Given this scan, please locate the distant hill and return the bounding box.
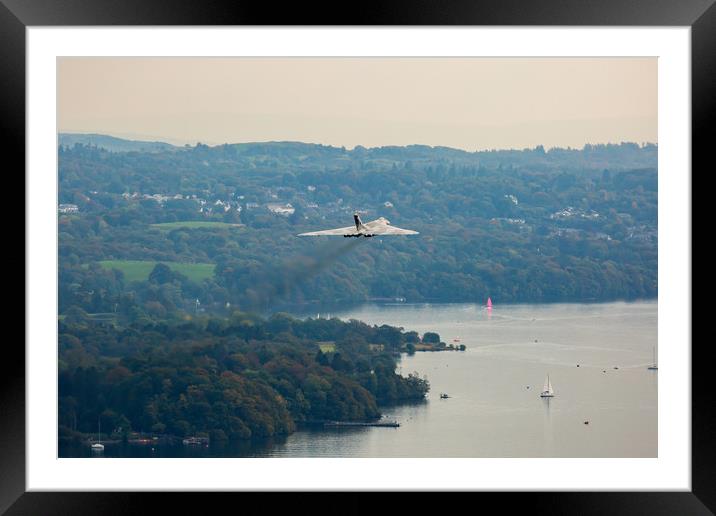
[57,134,658,171]
[58,133,179,153]
[58,136,658,311]
[198,140,657,171]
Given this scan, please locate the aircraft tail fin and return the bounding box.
[353,213,363,230]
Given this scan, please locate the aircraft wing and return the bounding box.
[363,219,419,235]
[370,225,419,235]
[298,225,358,236]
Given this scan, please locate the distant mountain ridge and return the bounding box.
[59,133,657,171]
[59,133,179,153]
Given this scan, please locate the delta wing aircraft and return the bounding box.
[298,213,419,238]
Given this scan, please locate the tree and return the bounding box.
[64,306,90,325]
[315,350,330,366]
[404,331,420,343]
[148,263,174,285]
[422,332,441,344]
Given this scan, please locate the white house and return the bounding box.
[267,203,295,216]
[58,203,79,213]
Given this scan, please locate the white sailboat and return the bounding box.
[91,418,104,452]
[540,375,555,398]
[647,344,658,370]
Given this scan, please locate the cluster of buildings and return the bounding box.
[549,227,613,241]
[66,183,404,223]
[58,203,79,214]
[490,217,526,225]
[550,206,600,220]
[119,191,243,214]
[121,192,184,204]
[266,203,295,216]
[626,225,658,242]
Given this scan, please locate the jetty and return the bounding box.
[182,436,210,445]
[323,420,399,428]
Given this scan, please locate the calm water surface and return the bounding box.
[63,301,657,458]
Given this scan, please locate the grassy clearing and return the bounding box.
[318,342,336,353]
[150,221,244,230]
[98,260,215,283]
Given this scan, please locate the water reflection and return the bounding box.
[542,397,554,456]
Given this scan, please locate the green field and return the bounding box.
[150,221,244,230]
[318,342,336,353]
[98,260,215,283]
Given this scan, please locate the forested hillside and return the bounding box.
[58,137,657,319]
[59,313,431,442]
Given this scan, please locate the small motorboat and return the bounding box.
[439,393,450,399]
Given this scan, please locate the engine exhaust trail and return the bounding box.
[256,239,364,310]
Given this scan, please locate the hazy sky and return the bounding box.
[58,57,657,151]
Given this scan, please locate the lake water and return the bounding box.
[63,301,657,458]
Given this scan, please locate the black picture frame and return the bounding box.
[4,0,706,513]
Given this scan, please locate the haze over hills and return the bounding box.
[59,132,657,169]
[59,133,180,153]
[58,58,658,152]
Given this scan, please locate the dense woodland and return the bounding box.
[59,312,431,443]
[58,138,657,318]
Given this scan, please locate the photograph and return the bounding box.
[56,56,659,459]
[0,0,708,507]
[4,3,705,509]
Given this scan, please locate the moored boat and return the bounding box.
[91,418,104,452]
[540,375,555,398]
